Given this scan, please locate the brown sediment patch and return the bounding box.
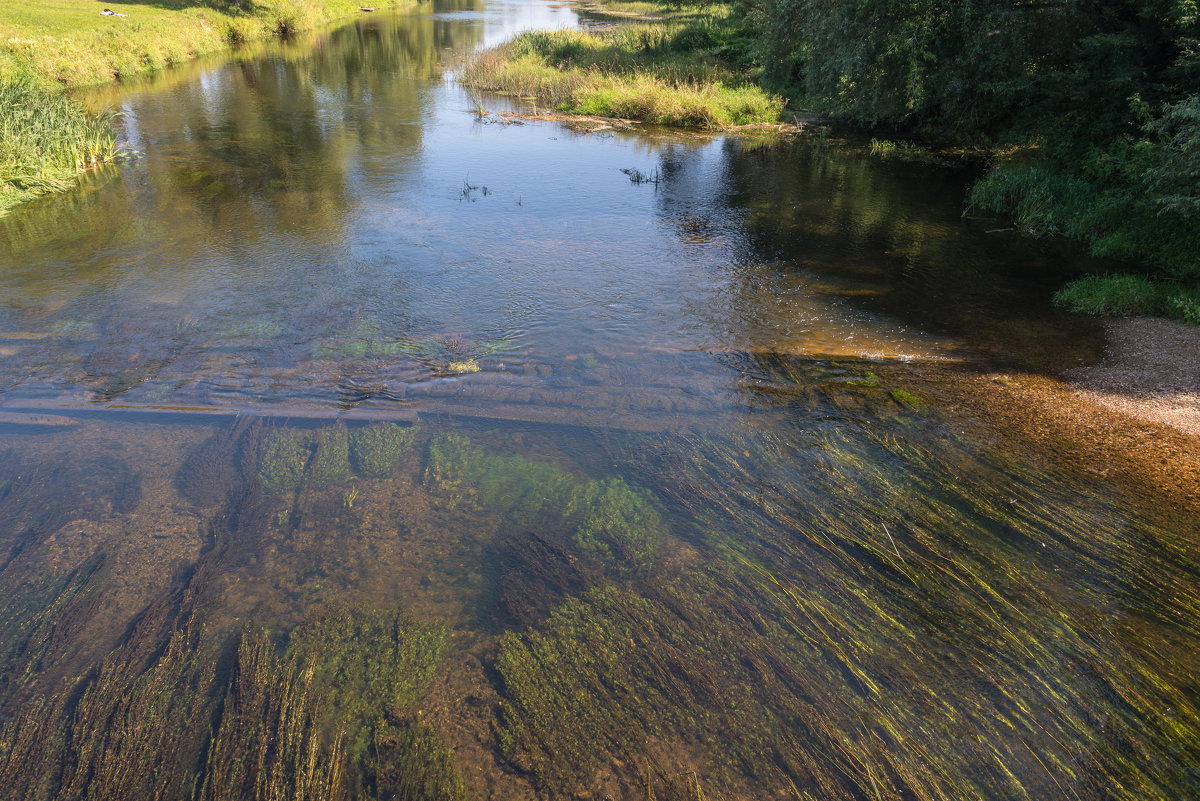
[909,354,1200,520]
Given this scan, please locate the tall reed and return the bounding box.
[0,76,118,195]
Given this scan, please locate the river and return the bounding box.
[0,1,1197,799]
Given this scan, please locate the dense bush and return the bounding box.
[737,0,1199,295]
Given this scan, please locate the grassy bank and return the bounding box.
[0,0,418,213]
[461,3,783,128]
[0,0,421,89]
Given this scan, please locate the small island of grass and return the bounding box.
[461,2,785,129]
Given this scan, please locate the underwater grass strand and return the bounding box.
[574,381,1200,797]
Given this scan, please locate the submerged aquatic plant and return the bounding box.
[424,433,572,517]
[0,596,462,801]
[258,429,312,494]
[258,424,356,494]
[562,423,1200,800]
[350,422,418,478]
[424,434,664,575]
[563,478,664,576]
[308,424,351,489]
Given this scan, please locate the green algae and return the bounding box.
[258,428,312,494]
[47,318,95,335]
[350,422,418,478]
[258,424,361,494]
[425,434,664,575]
[563,478,664,576]
[889,387,927,410]
[424,433,573,517]
[308,424,351,489]
[845,369,880,387]
[217,320,286,340]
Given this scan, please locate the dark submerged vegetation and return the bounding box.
[487,415,1200,799]
[0,421,462,800]
[2,410,1200,797]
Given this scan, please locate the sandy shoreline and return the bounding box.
[1063,317,1200,438]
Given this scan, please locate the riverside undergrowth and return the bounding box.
[0,76,118,212]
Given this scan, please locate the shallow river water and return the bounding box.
[0,2,1198,799]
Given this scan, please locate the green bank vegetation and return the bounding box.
[741,0,1200,317]
[461,2,784,128]
[0,0,419,88]
[0,76,119,212]
[0,0,419,212]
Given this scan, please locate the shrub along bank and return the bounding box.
[741,0,1200,320]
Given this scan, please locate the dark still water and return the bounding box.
[0,2,1197,799]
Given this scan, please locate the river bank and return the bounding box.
[0,0,419,213]
[0,0,421,89]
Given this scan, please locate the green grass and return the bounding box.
[0,0,420,88]
[1053,274,1200,323]
[461,6,784,129]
